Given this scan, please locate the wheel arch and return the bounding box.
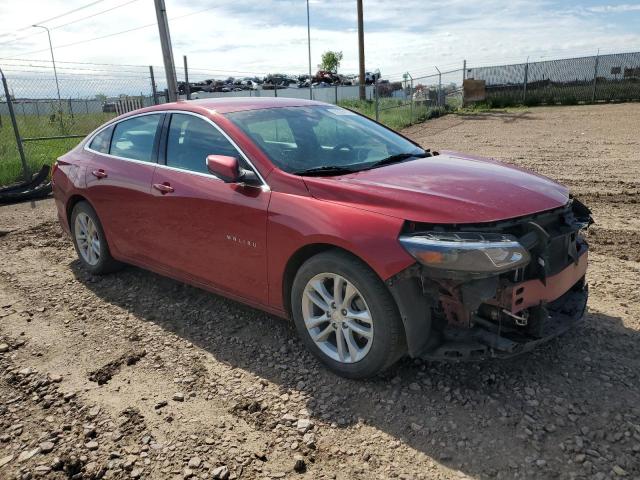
[281,243,399,321]
[282,243,338,318]
[66,194,92,226]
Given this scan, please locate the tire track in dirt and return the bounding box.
[587,227,640,262]
[2,104,640,480]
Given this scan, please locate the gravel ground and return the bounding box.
[1,103,639,480]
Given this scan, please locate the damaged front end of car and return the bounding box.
[387,198,593,360]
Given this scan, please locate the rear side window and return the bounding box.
[89,125,113,154]
[110,115,161,162]
[166,113,238,174]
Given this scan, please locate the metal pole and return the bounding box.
[154,0,178,102]
[410,78,414,123]
[523,57,529,103]
[357,0,366,100]
[306,0,313,100]
[404,72,413,124]
[183,55,191,100]
[149,66,159,105]
[374,78,379,121]
[462,60,466,80]
[32,25,63,130]
[335,84,338,104]
[1,68,30,181]
[592,49,600,103]
[435,66,442,107]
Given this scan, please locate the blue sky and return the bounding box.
[0,0,638,82]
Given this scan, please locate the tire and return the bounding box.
[70,201,122,275]
[291,250,405,379]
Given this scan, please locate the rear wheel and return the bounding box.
[291,250,405,379]
[70,201,122,275]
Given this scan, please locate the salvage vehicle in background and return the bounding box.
[52,97,592,378]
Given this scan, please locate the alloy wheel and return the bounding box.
[302,273,374,363]
[74,212,101,266]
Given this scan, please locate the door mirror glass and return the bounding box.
[206,155,240,182]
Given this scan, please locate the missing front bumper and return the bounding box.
[419,282,588,361]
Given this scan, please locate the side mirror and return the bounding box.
[206,155,261,185]
[206,155,240,182]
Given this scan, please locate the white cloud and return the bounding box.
[0,0,638,86]
[587,4,640,13]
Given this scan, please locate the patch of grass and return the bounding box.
[0,112,114,186]
[338,98,447,130]
[456,103,529,116]
[485,80,640,107]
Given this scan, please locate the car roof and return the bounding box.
[142,96,327,115]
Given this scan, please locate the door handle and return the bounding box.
[91,169,108,179]
[153,182,174,194]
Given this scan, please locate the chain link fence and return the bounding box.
[345,68,463,130]
[467,51,640,107]
[0,65,158,184]
[2,50,639,186]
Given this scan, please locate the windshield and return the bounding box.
[224,105,425,175]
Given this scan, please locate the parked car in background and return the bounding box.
[102,102,116,113]
[52,97,591,378]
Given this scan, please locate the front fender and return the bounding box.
[266,192,414,312]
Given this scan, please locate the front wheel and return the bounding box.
[291,250,405,379]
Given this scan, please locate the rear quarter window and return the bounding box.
[110,115,162,162]
[89,125,114,154]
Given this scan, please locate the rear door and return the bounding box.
[148,112,271,304]
[84,113,164,262]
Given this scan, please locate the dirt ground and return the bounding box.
[1,103,639,480]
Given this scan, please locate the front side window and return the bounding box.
[225,106,424,175]
[110,114,161,162]
[166,113,238,174]
[89,125,114,154]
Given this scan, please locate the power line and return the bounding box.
[2,3,229,60]
[0,62,153,75]
[33,0,108,27]
[0,0,144,48]
[0,59,268,76]
[52,0,143,30]
[2,58,151,68]
[1,68,149,79]
[3,23,157,59]
[0,0,107,39]
[0,31,45,49]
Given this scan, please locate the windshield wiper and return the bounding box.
[294,150,429,176]
[294,165,357,176]
[364,151,428,170]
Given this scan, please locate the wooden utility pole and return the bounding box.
[357,0,366,100]
[154,0,178,102]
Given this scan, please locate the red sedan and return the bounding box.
[53,98,591,378]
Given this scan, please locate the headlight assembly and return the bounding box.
[399,231,530,273]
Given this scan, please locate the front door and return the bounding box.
[148,112,271,305]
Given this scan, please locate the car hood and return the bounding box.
[302,151,569,224]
